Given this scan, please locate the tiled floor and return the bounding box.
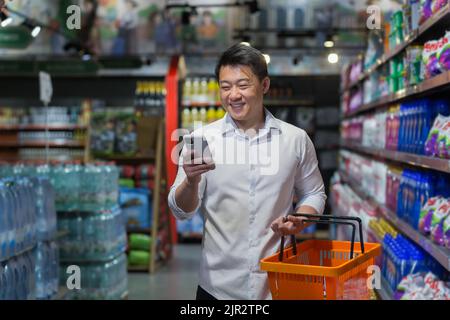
[127,244,201,300]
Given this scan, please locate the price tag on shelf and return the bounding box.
[39,71,53,105]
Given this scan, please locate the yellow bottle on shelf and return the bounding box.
[207,106,216,123]
[199,107,207,126]
[182,108,192,130]
[215,107,225,120]
[207,78,216,105]
[191,108,200,130]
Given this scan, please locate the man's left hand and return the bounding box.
[270,215,309,236]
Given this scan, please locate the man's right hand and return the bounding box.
[183,150,215,186]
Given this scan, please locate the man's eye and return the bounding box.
[239,85,249,90]
[221,86,230,91]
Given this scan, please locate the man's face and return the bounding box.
[218,65,269,124]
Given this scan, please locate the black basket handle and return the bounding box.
[278,214,364,262]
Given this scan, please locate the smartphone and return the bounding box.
[183,134,213,164]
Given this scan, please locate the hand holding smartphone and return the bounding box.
[183,134,214,165]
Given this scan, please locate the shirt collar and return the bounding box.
[221,107,282,135]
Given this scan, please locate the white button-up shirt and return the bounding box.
[168,109,327,300]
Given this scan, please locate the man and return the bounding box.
[168,44,327,300]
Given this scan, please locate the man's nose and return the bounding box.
[229,86,242,100]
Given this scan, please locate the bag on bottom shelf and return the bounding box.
[128,250,150,266]
[430,201,450,246]
[397,272,450,300]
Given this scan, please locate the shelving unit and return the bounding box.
[341,142,450,173]
[0,140,86,148]
[336,6,450,293]
[341,3,450,95]
[339,171,450,272]
[344,70,450,117]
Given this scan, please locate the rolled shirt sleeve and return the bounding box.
[168,146,206,220]
[294,132,327,214]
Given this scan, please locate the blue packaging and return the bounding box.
[119,187,152,229]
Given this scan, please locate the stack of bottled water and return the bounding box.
[0,175,58,300]
[58,207,126,261]
[60,253,128,300]
[0,163,127,300]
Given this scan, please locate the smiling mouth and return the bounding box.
[229,103,246,110]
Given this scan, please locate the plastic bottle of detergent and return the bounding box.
[420,99,434,155]
[415,102,425,154]
[398,104,405,152]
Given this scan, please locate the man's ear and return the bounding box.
[262,77,270,95]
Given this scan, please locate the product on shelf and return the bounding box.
[419,196,447,234]
[423,31,450,79]
[386,166,403,213]
[396,272,450,300]
[0,177,38,261]
[119,187,152,230]
[60,253,128,300]
[425,114,450,158]
[406,45,424,85]
[58,207,126,262]
[134,81,166,115]
[0,163,120,212]
[0,250,35,300]
[34,241,59,300]
[420,0,434,24]
[0,173,59,300]
[129,234,152,251]
[429,200,450,246]
[128,250,150,266]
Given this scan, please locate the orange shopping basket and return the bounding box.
[260,213,381,300]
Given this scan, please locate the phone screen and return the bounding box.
[183,135,212,164]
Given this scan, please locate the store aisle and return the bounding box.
[128,244,201,300]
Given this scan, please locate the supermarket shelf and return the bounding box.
[341,142,450,173]
[0,124,87,131]
[182,102,222,108]
[344,70,450,117]
[339,171,450,271]
[97,152,155,164]
[265,99,315,107]
[344,4,450,88]
[127,227,152,234]
[127,265,149,272]
[0,140,86,148]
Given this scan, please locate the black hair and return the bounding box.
[215,43,268,82]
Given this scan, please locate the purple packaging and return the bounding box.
[419,196,445,234]
[420,0,434,24]
[423,39,442,79]
[444,215,450,249]
[432,0,448,13]
[438,120,450,158]
[438,31,450,72]
[430,201,450,246]
[425,115,447,156]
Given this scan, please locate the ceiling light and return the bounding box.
[328,52,339,64]
[240,42,251,46]
[263,54,270,64]
[324,40,334,48]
